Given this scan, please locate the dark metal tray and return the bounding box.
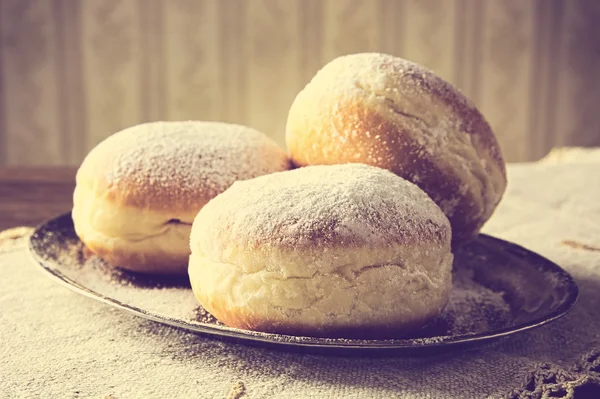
[28,213,579,355]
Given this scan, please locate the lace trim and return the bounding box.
[507,350,600,399]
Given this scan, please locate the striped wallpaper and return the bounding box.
[0,0,599,165]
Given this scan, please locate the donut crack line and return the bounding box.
[353,80,431,127]
[210,259,410,282]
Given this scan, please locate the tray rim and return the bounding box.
[28,212,580,353]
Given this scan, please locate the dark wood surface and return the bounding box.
[0,167,77,230]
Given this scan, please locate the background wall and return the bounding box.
[0,0,599,165]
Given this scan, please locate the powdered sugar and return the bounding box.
[442,268,511,334]
[193,164,451,253]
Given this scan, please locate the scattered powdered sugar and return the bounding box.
[31,214,516,347]
[441,267,511,335]
[80,121,289,209]
[193,164,452,253]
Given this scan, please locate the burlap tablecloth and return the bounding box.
[1,148,600,399]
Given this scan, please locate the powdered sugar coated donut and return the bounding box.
[189,163,453,338]
[73,121,290,274]
[286,53,507,247]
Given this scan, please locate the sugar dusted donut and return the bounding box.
[72,121,290,274]
[286,53,507,247]
[189,164,453,338]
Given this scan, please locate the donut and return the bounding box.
[72,121,290,274]
[189,163,453,338]
[286,53,507,247]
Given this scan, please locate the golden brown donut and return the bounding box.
[286,53,507,247]
[189,164,453,338]
[72,121,290,274]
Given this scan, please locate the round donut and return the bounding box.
[286,53,507,247]
[72,121,290,274]
[189,163,453,338]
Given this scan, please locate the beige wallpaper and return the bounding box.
[1,0,599,165]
